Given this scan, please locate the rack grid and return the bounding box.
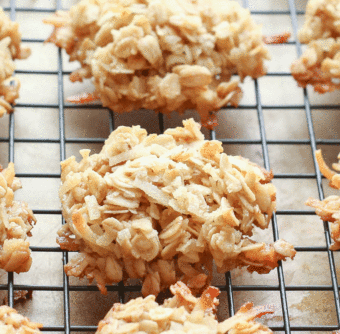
[1,0,340,333]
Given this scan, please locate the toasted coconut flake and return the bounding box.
[306,149,340,249]
[218,302,275,333]
[263,32,291,44]
[85,195,101,220]
[315,149,337,185]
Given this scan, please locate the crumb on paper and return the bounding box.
[2,289,33,306]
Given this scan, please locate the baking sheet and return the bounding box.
[0,0,339,333]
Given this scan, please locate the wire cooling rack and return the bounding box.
[1,0,340,333]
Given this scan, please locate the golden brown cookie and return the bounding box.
[58,118,295,296]
[44,0,269,123]
[0,8,30,117]
[96,282,274,334]
[0,163,36,273]
[0,305,42,333]
[291,0,340,92]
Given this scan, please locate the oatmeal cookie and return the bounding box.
[291,0,340,92]
[96,281,273,334]
[0,8,30,117]
[44,0,269,123]
[58,118,295,296]
[0,163,37,273]
[0,305,42,333]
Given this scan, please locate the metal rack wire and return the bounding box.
[1,0,340,332]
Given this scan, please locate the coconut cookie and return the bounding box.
[0,305,42,333]
[291,0,340,93]
[0,8,30,117]
[96,282,274,334]
[44,0,269,124]
[58,118,295,296]
[0,163,37,273]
